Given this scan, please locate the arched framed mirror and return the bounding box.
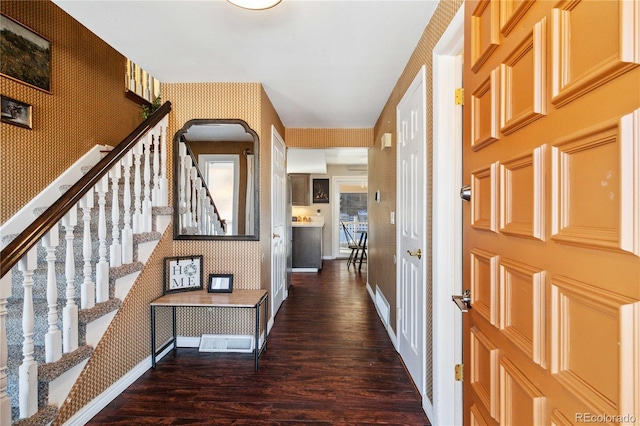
[173,119,259,240]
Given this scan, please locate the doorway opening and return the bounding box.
[200,154,240,234]
[331,176,368,258]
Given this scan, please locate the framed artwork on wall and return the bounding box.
[163,255,203,294]
[1,96,32,129]
[312,178,330,203]
[0,14,51,92]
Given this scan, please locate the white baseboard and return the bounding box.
[62,344,173,426]
[291,268,318,273]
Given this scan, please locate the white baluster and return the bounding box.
[181,145,190,229]
[62,206,78,353]
[197,178,205,234]
[109,162,122,267]
[18,247,37,419]
[96,175,110,303]
[205,200,213,235]
[132,140,143,234]
[79,189,95,310]
[152,133,160,207]
[0,272,12,426]
[142,134,153,232]
[121,151,134,264]
[42,224,62,362]
[159,118,169,206]
[190,166,199,231]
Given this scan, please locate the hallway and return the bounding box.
[87,260,431,424]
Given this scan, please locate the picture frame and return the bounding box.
[312,178,330,203]
[0,14,51,92]
[207,273,234,293]
[163,255,203,294]
[1,96,32,129]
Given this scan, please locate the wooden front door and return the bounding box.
[462,1,639,424]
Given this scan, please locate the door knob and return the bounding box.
[407,249,422,259]
[452,289,471,312]
[460,185,471,201]
[273,233,280,239]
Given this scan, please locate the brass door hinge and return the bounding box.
[455,88,464,106]
[455,364,464,381]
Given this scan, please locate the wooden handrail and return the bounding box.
[1,101,172,278]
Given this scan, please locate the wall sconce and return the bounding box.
[381,133,392,150]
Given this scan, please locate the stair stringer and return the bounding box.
[45,212,172,425]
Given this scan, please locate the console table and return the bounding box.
[150,289,269,370]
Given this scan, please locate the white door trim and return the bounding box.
[431,6,464,426]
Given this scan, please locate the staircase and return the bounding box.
[0,104,172,425]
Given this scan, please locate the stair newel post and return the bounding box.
[190,165,199,231]
[109,161,122,267]
[132,139,143,234]
[96,174,110,304]
[80,189,95,311]
[0,272,12,426]
[159,117,169,206]
[42,224,63,362]
[62,205,79,354]
[121,151,134,265]
[142,133,153,232]
[18,247,38,418]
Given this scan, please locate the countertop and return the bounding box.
[292,218,324,227]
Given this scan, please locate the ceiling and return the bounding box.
[51,0,439,129]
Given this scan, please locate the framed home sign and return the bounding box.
[163,255,203,294]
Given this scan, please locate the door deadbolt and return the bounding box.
[460,185,471,202]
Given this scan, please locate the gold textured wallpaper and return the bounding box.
[369,0,463,403]
[0,1,142,224]
[285,127,373,148]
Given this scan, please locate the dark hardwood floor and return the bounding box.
[88,260,431,425]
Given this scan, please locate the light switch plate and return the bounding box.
[390,211,395,224]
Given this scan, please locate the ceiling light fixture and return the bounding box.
[227,0,282,10]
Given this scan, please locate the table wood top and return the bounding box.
[151,289,267,308]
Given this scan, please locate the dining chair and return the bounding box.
[341,222,360,270]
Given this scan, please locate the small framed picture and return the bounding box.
[208,273,233,293]
[312,178,329,203]
[163,255,203,294]
[1,96,32,129]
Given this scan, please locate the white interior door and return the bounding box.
[397,65,427,396]
[271,126,287,317]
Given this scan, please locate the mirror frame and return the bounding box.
[173,118,260,241]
